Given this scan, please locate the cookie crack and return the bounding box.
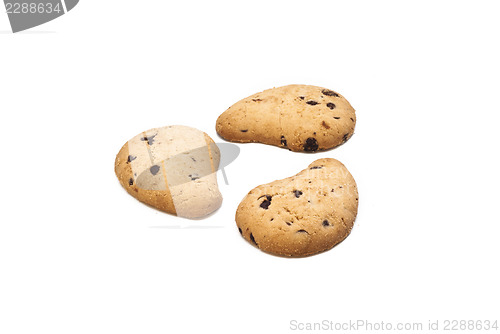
[340,216,347,230]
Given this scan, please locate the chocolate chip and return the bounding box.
[333,116,341,119]
[350,117,354,122]
[321,121,330,129]
[150,165,160,175]
[322,89,339,97]
[280,135,287,147]
[306,100,319,105]
[240,129,248,132]
[252,98,262,102]
[238,227,242,235]
[260,200,271,209]
[250,233,258,245]
[304,137,319,152]
[343,133,350,142]
[296,229,309,234]
[128,178,134,186]
[286,222,292,226]
[331,189,335,192]
[299,96,305,100]
[322,220,330,227]
[127,155,137,163]
[310,166,322,169]
[327,102,336,110]
[259,195,272,209]
[270,218,274,221]
[294,190,303,198]
[140,134,157,145]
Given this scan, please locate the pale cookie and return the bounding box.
[115,125,222,218]
[216,84,356,152]
[236,158,358,257]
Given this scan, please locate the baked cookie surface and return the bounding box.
[236,158,358,257]
[216,85,356,152]
[114,125,222,218]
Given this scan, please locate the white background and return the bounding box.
[1,1,499,333]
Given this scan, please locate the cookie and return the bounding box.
[114,125,222,218]
[216,84,356,152]
[236,158,358,257]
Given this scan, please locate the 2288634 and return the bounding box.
[444,320,498,331]
[5,2,62,14]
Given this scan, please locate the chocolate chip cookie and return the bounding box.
[216,85,356,152]
[236,158,358,257]
[115,125,222,218]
